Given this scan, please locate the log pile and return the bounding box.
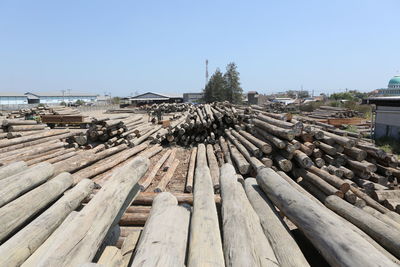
[305,105,361,119]
[5,105,81,119]
[1,119,49,139]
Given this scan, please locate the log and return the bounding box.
[206,144,220,192]
[131,193,190,267]
[26,148,75,166]
[132,192,221,206]
[293,150,313,168]
[343,147,367,161]
[185,147,197,192]
[220,164,279,267]
[25,156,149,266]
[154,158,179,192]
[227,139,250,175]
[372,190,400,203]
[0,161,28,180]
[238,130,272,154]
[188,144,224,267]
[324,195,400,259]
[73,143,148,185]
[231,129,261,156]
[273,154,292,172]
[119,213,149,226]
[244,178,310,267]
[0,162,54,207]
[253,119,295,140]
[256,167,396,267]
[139,149,172,191]
[138,144,163,158]
[0,179,94,266]
[163,148,177,171]
[362,206,400,230]
[254,127,286,149]
[2,119,38,126]
[0,172,72,242]
[8,125,46,132]
[97,246,123,267]
[219,136,232,164]
[308,166,350,193]
[120,230,141,267]
[0,129,69,149]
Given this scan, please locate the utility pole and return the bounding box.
[61,90,66,104]
[205,59,209,88]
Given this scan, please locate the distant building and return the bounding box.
[272,97,296,105]
[247,91,259,105]
[364,96,400,139]
[0,93,29,105]
[129,92,183,106]
[377,75,400,96]
[0,91,97,105]
[183,92,204,103]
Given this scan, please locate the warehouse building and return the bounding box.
[364,96,400,139]
[129,92,183,106]
[0,93,29,105]
[183,92,203,103]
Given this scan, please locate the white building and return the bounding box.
[0,93,29,105]
[0,92,98,105]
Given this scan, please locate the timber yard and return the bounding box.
[0,96,399,267]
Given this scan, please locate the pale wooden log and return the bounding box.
[54,144,128,175]
[0,162,54,207]
[46,151,76,164]
[324,195,400,258]
[253,119,295,140]
[139,149,172,191]
[2,119,38,126]
[163,148,177,171]
[73,143,148,185]
[185,147,197,192]
[25,156,149,266]
[132,125,162,146]
[254,127,286,149]
[0,161,27,180]
[120,230,141,267]
[220,165,279,267]
[0,129,69,149]
[154,158,179,192]
[362,206,400,230]
[231,129,261,156]
[188,144,224,267]
[206,144,220,192]
[0,179,94,266]
[238,130,272,154]
[26,147,75,165]
[97,246,123,267]
[8,124,46,131]
[244,177,310,266]
[0,139,59,160]
[256,167,396,267]
[131,192,190,267]
[0,172,72,242]
[227,139,250,175]
[219,136,232,164]
[372,190,400,203]
[138,144,163,158]
[293,150,313,168]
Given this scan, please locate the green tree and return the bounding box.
[203,69,226,103]
[224,62,243,104]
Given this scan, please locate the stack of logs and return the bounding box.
[1,119,49,139]
[305,105,361,119]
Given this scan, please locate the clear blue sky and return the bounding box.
[0,0,399,97]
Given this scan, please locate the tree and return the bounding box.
[203,69,226,103]
[224,62,243,104]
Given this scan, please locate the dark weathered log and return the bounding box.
[154,158,179,192]
[308,166,350,193]
[185,147,197,192]
[273,154,292,172]
[293,150,313,168]
[238,130,272,154]
[219,136,232,164]
[206,144,220,192]
[139,149,172,191]
[226,139,250,175]
[253,119,295,141]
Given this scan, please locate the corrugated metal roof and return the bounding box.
[0,92,27,97]
[26,92,97,97]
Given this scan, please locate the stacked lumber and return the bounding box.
[305,105,361,119]
[146,103,190,113]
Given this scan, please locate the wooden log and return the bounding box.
[220,164,279,267]
[120,230,141,267]
[0,161,27,180]
[273,154,292,172]
[46,151,77,164]
[2,119,38,126]
[238,130,272,154]
[244,178,310,267]
[219,136,232,164]
[362,206,400,230]
[231,129,261,156]
[324,195,400,258]
[139,150,172,191]
[0,129,69,149]
[314,141,337,156]
[227,139,250,175]
[8,125,46,132]
[254,127,286,149]
[97,246,123,267]
[26,147,75,166]
[188,144,224,267]
[0,179,94,266]
[0,162,54,207]
[293,150,313,168]
[132,192,221,206]
[256,167,397,267]
[347,159,377,173]
[206,144,220,192]
[308,166,350,193]
[138,144,163,158]
[0,172,72,242]
[119,213,149,226]
[131,192,190,267]
[343,147,367,161]
[253,119,295,140]
[72,143,148,185]
[293,168,344,198]
[24,156,149,266]
[185,147,197,193]
[163,148,177,171]
[372,190,400,203]
[154,158,179,192]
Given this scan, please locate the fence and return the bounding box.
[0,104,119,112]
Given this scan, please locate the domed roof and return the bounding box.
[388,75,400,86]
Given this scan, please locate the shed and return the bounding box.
[129,92,183,106]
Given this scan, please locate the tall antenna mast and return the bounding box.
[205,59,209,87]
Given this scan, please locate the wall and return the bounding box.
[0,96,28,105]
[39,96,97,104]
[374,105,400,139]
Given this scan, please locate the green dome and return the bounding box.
[388,75,400,86]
